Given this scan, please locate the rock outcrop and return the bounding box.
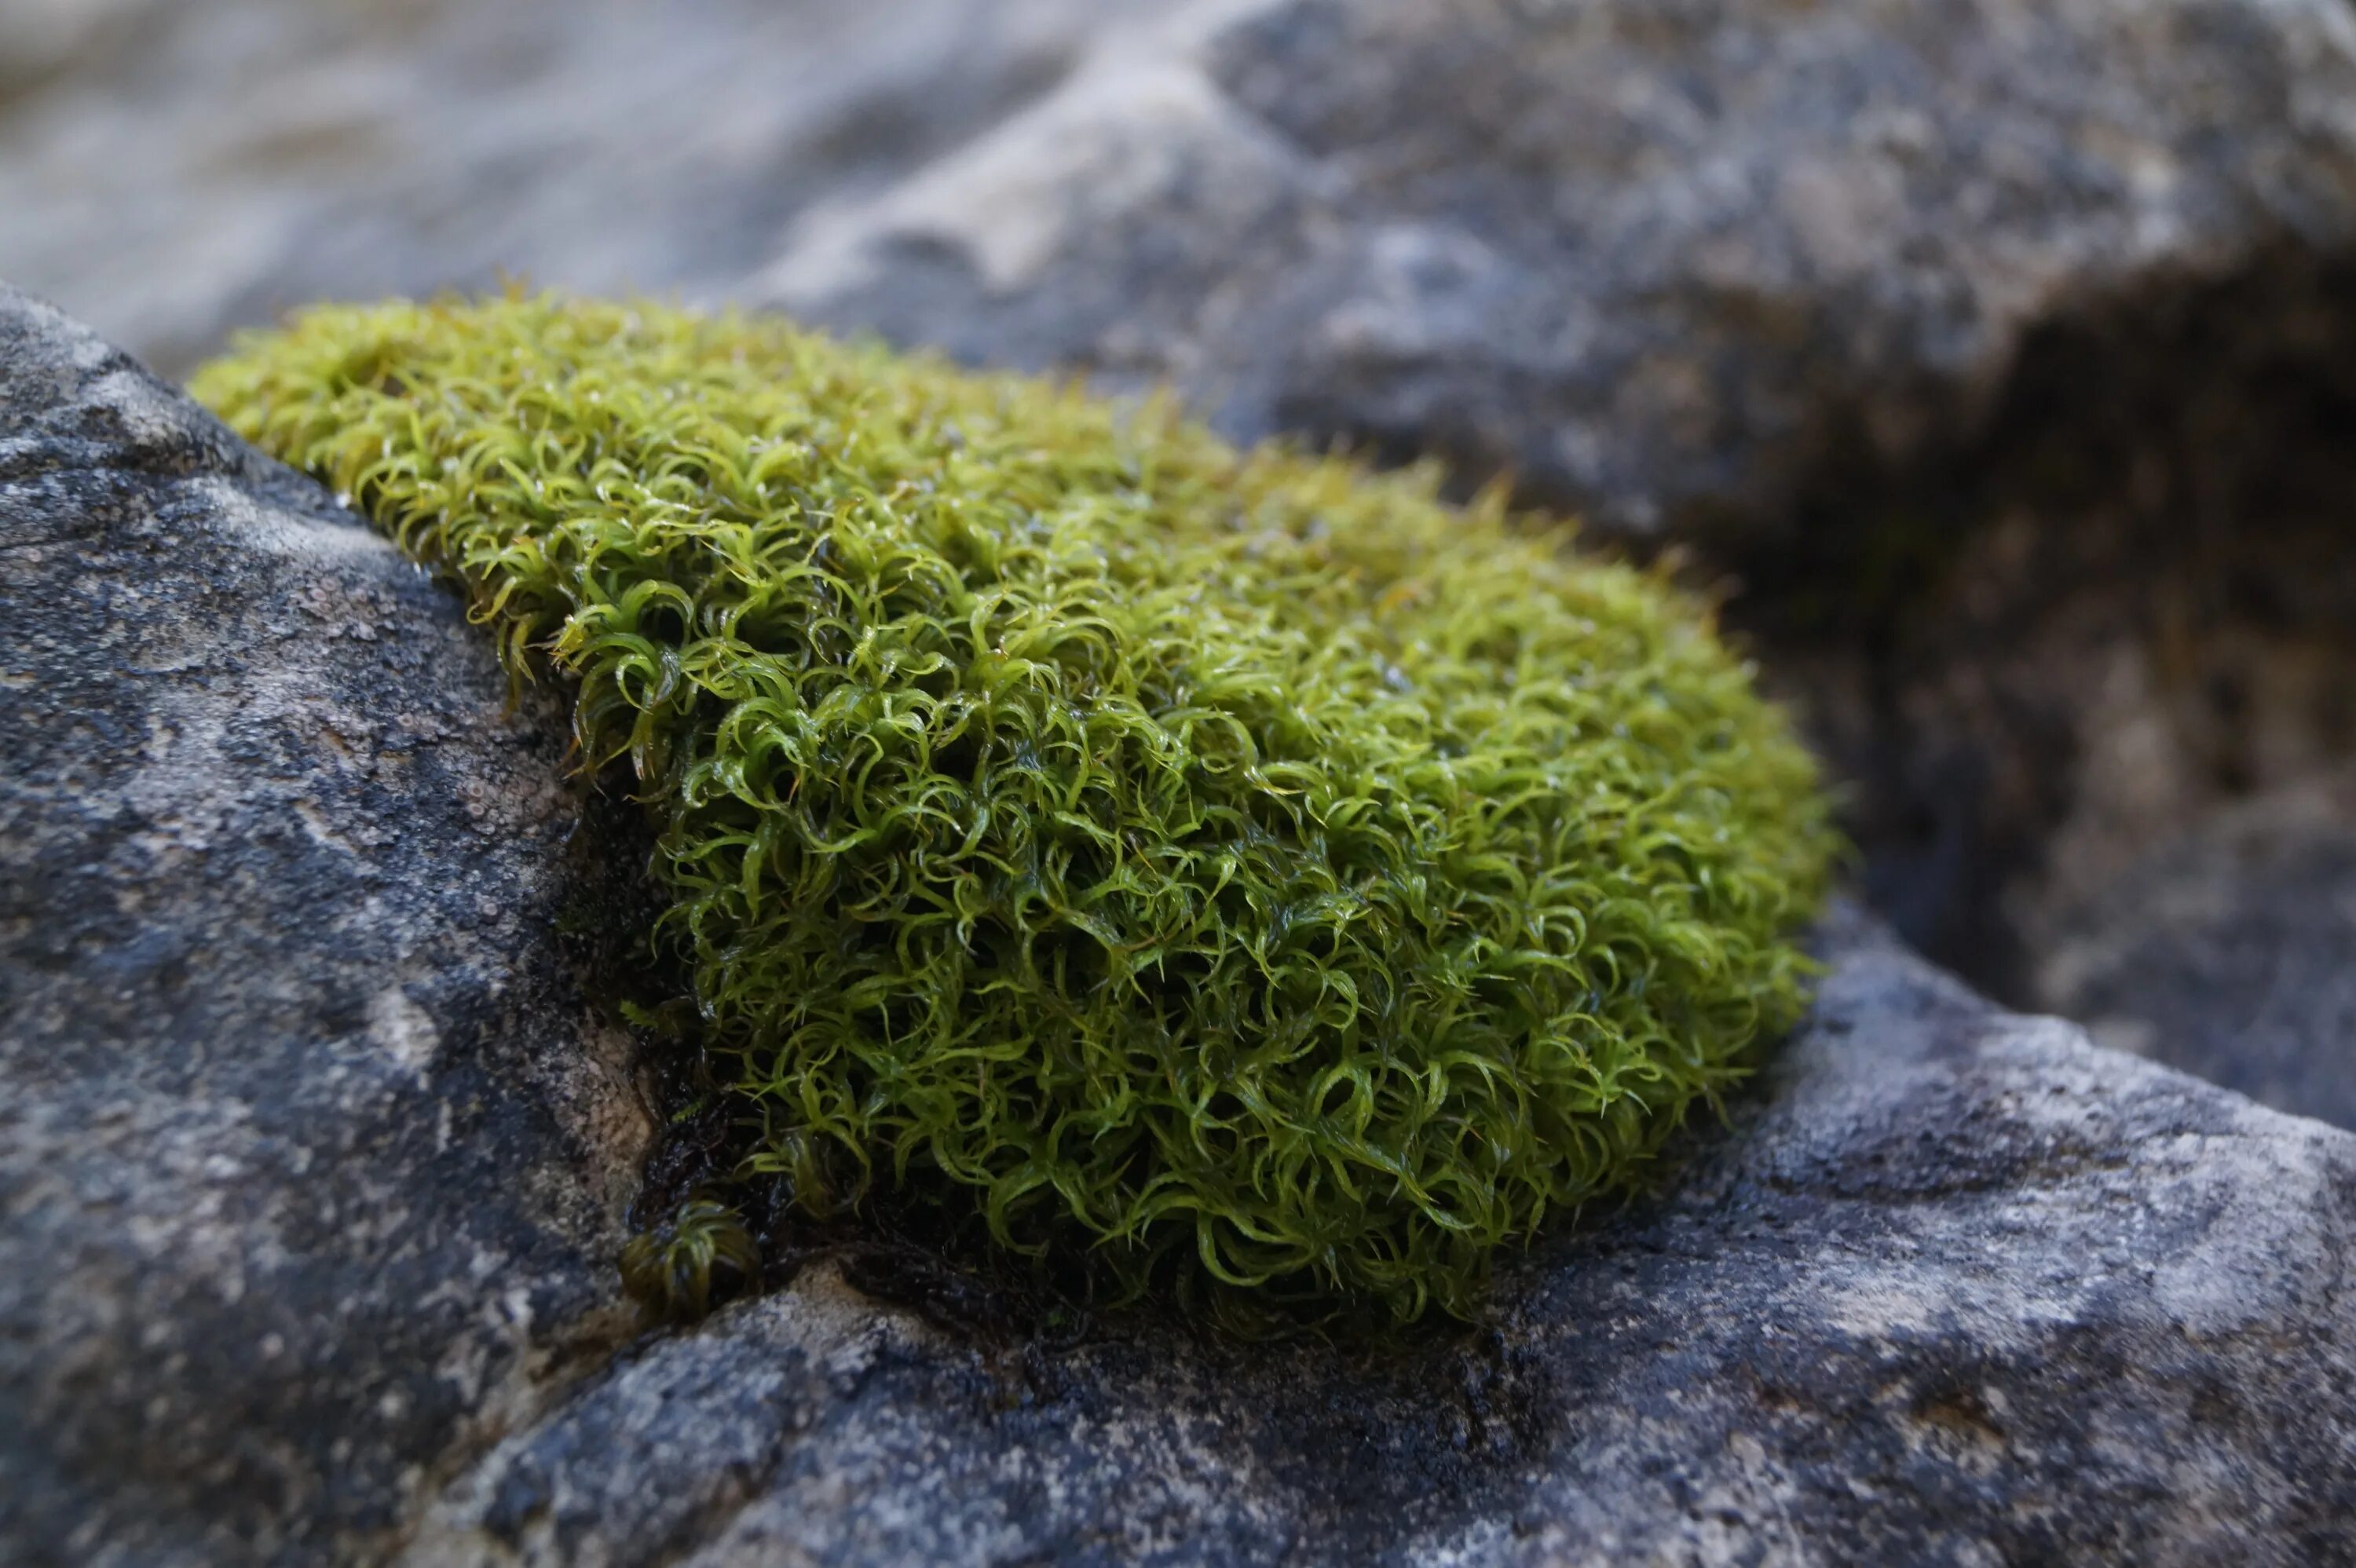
[0,0,1148,376]
[8,288,2355,1566]
[768,0,2356,538]
[0,285,650,1564]
[393,912,2356,1566]
[2033,768,2356,1132]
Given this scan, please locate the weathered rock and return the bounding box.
[2033,768,2356,1132]
[401,910,2356,1566]
[767,0,2356,536]
[0,284,652,1565]
[1743,257,2356,997]
[24,0,2356,545]
[11,296,2356,1567]
[0,0,1147,376]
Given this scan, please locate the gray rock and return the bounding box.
[0,284,652,1566]
[403,911,2356,1566]
[2035,768,2356,1132]
[11,294,2356,1566]
[766,0,2356,535]
[0,0,1149,377]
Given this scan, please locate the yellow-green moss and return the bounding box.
[618,1197,759,1324]
[194,293,1835,1325]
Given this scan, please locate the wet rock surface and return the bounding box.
[0,285,653,1566]
[767,0,2356,538]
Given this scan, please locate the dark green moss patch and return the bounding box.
[194,294,1834,1325]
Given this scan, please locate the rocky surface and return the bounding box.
[1747,255,2356,1011]
[2033,768,2356,1132]
[0,284,653,1565]
[0,0,1147,377]
[766,0,2356,537]
[8,290,2356,1564]
[401,911,2356,1567]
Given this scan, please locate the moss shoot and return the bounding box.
[194,294,1835,1325]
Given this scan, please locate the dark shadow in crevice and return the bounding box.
[1702,248,2356,1008]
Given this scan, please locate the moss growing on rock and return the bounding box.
[194,294,1834,1324]
[618,1196,760,1324]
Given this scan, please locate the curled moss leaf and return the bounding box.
[193,294,1837,1325]
[620,1197,761,1323]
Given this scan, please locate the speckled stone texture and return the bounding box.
[7,293,2356,1566]
[768,0,2356,537]
[0,285,652,1565]
[2033,767,2356,1132]
[398,915,2356,1567]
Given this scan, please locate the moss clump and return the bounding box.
[194,294,1835,1325]
[619,1197,761,1323]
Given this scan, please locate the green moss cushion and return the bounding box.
[194,294,1835,1323]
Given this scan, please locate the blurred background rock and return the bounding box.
[0,0,1142,375]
